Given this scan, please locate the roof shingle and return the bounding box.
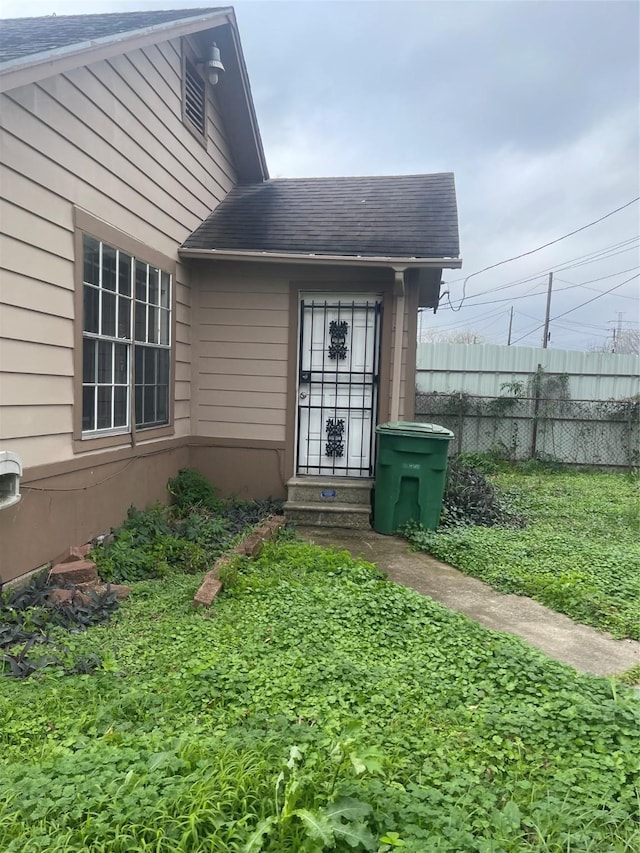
[0,8,222,65]
[182,173,460,259]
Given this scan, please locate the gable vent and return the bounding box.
[184,58,206,136]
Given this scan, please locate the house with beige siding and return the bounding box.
[0,7,461,584]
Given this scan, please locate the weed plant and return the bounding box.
[406,467,640,639]
[1,573,120,678]
[92,471,283,585]
[0,541,638,851]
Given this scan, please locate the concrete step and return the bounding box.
[284,501,372,530]
[286,477,374,506]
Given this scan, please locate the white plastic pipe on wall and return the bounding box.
[390,278,405,422]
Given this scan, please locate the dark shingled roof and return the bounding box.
[183,173,459,259]
[0,8,222,65]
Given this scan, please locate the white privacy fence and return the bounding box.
[415,343,640,468]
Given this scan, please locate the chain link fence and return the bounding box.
[415,391,639,469]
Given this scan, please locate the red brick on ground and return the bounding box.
[192,516,286,608]
[48,560,99,585]
[262,515,286,537]
[193,572,223,607]
[51,544,92,566]
[235,531,265,557]
[47,588,91,607]
[76,582,132,600]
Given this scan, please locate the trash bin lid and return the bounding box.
[376,421,454,438]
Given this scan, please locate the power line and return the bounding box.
[445,236,639,305]
[554,272,640,301]
[440,265,640,311]
[447,198,640,311]
[445,235,639,288]
[510,273,640,345]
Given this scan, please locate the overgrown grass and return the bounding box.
[0,540,638,851]
[405,469,640,639]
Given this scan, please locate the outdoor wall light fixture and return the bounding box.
[199,42,225,86]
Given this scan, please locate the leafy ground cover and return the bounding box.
[0,540,638,852]
[406,467,640,640]
[1,469,282,679]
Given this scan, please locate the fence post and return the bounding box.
[458,392,464,454]
[530,364,542,459]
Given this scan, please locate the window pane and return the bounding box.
[144,348,156,384]
[149,268,159,306]
[101,291,116,337]
[159,308,170,345]
[114,386,128,427]
[118,253,132,296]
[158,348,170,384]
[157,386,168,423]
[83,235,100,285]
[102,245,117,291]
[98,340,112,383]
[135,346,144,385]
[83,339,96,383]
[114,343,128,384]
[97,386,112,430]
[144,386,155,423]
[135,261,147,302]
[135,302,147,342]
[135,385,143,426]
[160,272,171,308]
[148,306,158,343]
[84,285,99,333]
[118,296,131,339]
[82,386,95,431]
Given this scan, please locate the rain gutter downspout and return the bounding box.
[390,268,406,422]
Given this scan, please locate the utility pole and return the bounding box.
[507,306,514,345]
[542,271,553,349]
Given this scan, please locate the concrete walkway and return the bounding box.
[297,526,640,678]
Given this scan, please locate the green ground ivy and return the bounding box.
[0,541,638,851]
[407,470,640,639]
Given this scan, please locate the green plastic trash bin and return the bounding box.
[373,422,454,534]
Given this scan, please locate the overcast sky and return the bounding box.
[3,0,639,350]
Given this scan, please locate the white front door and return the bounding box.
[296,294,382,476]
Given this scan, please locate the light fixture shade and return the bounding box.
[207,42,224,85]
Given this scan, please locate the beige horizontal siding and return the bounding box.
[199,357,288,378]
[1,433,77,469]
[1,303,73,348]
[198,307,289,327]
[198,405,285,426]
[198,390,288,410]
[0,374,72,407]
[0,338,73,376]
[194,269,289,443]
[0,269,74,318]
[200,325,289,345]
[199,374,287,394]
[195,423,286,443]
[199,291,290,311]
[199,341,288,362]
[0,33,238,466]
[0,233,73,284]
[1,404,70,439]
[0,198,74,260]
[1,167,72,228]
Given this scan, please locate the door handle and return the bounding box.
[299,391,308,400]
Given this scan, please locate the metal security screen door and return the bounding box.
[297,295,382,476]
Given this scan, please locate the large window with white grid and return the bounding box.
[81,234,172,437]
